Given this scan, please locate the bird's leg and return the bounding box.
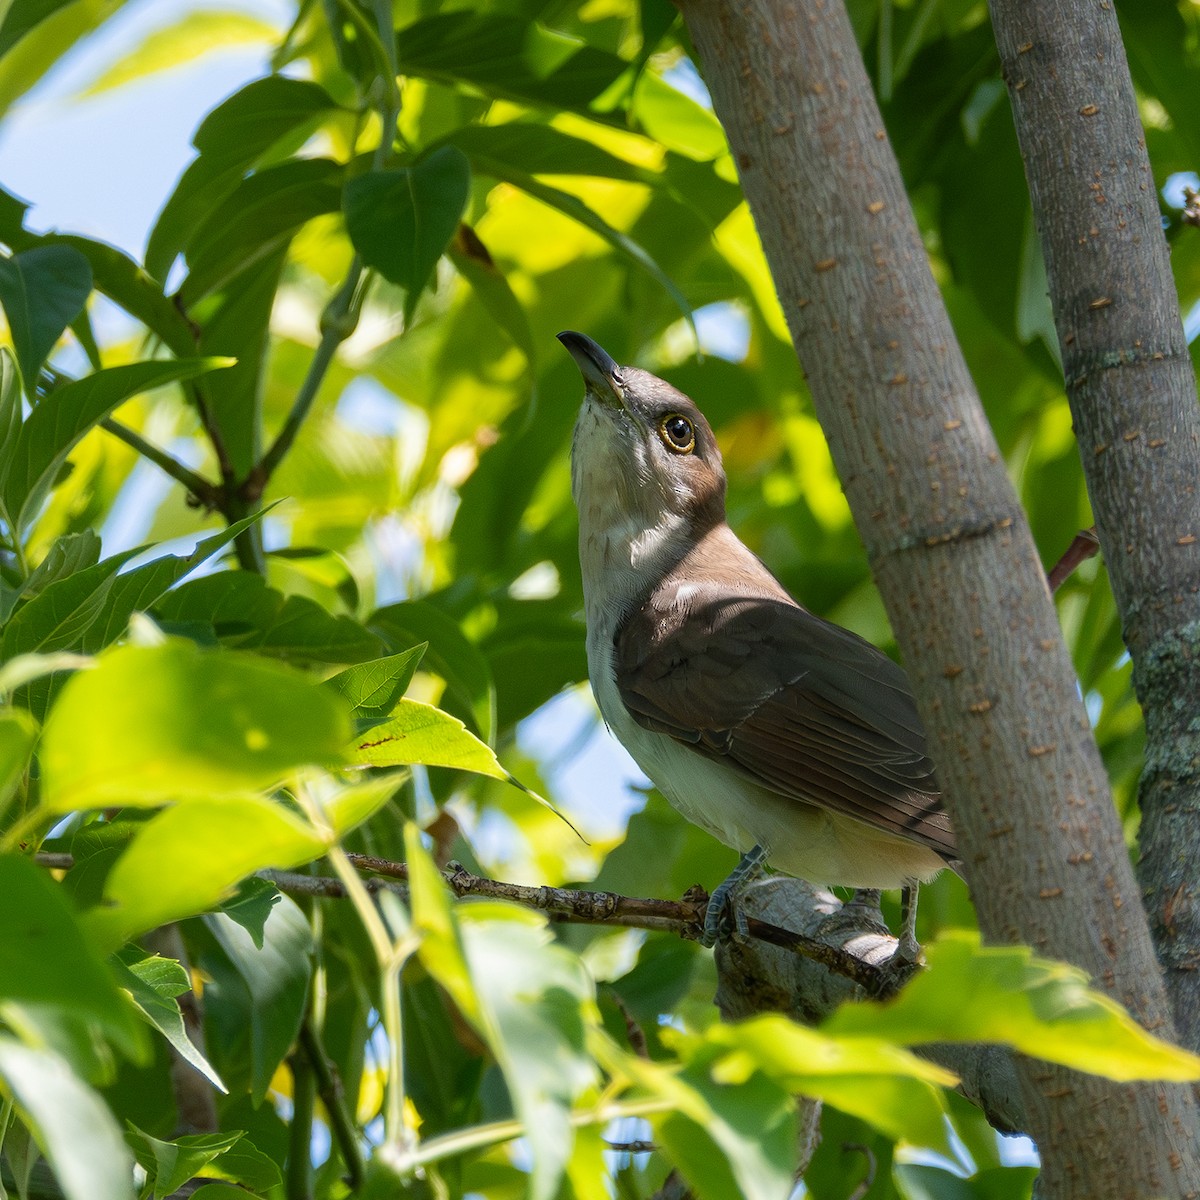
[701,843,768,946]
[896,884,921,964]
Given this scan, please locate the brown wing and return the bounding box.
[614,580,957,861]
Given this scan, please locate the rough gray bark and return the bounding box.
[678,0,1200,1195]
[986,0,1200,1053]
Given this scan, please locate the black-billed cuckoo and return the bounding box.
[559,331,958,947]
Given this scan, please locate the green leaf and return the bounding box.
[0,1036,135,1200]
[0,245,92,395]
[198,894,313,1104]
[79,511,266,653]
[145,75,340,280]
[0,854,144,1058]
[84,796,326,951]
[347,698,507,777]
[194,248,285,478]
[370,599,495,741]
[79,9,278,96]
[0,347,21,484]
[405,822,483,1028]
[20,529,103,599]
[325,645,426,719]
[448,224,537,368]
[460,910,599,1200]
[112,951,226,1093]
[473,159,692,325]
[124,1126,242,1200]
[439,122,651,182]
[394,12,627,115]
[1,358,230,536]
[0,706,37,818]
[632,70,728,161]
[823,931,1200,1082]
[178,157,344,305]
[154,571,384,663]
[343,147,471,322]
[704,1016,952,1152]
[1,548,141,660]
[40,639,353,812]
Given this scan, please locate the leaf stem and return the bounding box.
[244,262,363,501]
[324,843,419,1152]
[99,418,220,508]
[385,1097,674,1175]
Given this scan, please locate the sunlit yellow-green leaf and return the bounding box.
[405,821,483,1027]
[824,931,1200,1082]
[84,796,326,952]
[40,640,352,811]
[78,10,279,97]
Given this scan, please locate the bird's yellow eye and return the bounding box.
[658,413,696,454]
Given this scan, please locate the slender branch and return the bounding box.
[99,419,221,509]
[243,262,363,501]
[286,1047,316,1200]
[1046,526,1100,592]
[299,1019,366,1191]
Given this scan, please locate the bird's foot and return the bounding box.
[701,844,768,947]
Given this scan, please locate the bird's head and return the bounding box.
[558,331,727,537]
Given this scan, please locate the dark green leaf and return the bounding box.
[394,12,627,115]
[218,876,281,950]
[198,895,313,1104]
[448,224,537,368]
[145,75,340,280]
[0,245,92,392]
[343,147,471,321]
[178,157,344,305]
[0,0,85,57]
[111,952,225,1093]
[370,600,495,741]
[0,1037,135,1200]
[1,358,229,536]
[1,548,141,660]
[80,511,265,653]
[474,158,692,323]
[0,348,22,504]
[438,122,650,182]
[21,529,103,597]
[194,248,285,478]
[0,854,144,1057]
[325,644,427,719]
[154,571,383,663]
[125,1126,242,1200]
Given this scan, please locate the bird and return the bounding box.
[558,330,957,950]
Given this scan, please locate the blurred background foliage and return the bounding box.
[2,0,1200,1196]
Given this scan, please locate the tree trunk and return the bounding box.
[678,0,1200,1194]
[986,0,1200,1054]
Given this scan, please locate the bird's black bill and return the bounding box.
[557,331,623,405]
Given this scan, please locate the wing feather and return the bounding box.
[614,580,957,861]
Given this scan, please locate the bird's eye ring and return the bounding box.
[658,413,696,454]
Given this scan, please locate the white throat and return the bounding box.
[570,399,691,643]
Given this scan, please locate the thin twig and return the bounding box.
[1047,526,1101,592]
[100,418,221,509]
[36,853,910,995]
[299,1019,366,1191]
